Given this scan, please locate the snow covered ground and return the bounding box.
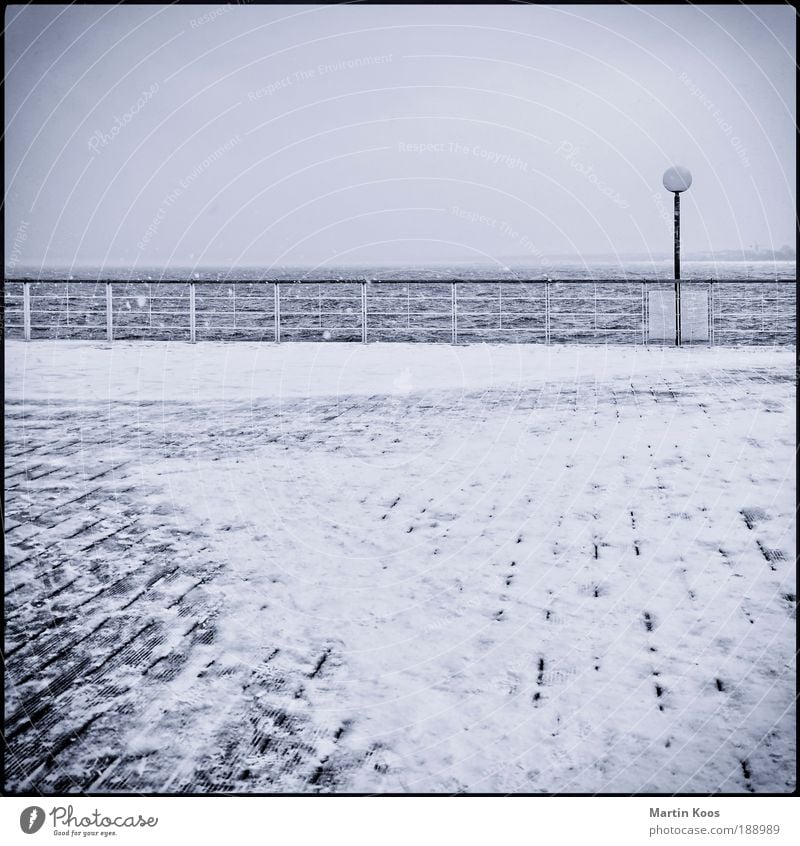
[4,340,796,793]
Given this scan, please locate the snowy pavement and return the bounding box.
[4,341,796,793]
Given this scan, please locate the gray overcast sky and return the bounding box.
[4,3,796,270]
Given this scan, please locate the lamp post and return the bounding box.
[662,166,692,345]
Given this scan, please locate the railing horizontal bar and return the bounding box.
[194,298,275,303]
[29,329,107,334]
[713,297,795,303]
[712,328,795,334]
[271,295,360,300]
[195,312,275,317]
[343,311,456,317]
[371,326,453,332]
[6,284,796,296]
[29,295,108,301]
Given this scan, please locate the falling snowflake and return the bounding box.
[322,330,332,340]
[136,296,147,308]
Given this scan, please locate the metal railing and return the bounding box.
[3,279,796,346]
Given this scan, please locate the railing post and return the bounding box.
[274,282,281,343]
[545,281,550,344]
[189,281,196,343]
[641,281,647,345]
[361,280,368,343]
[498,283,503,330]
[23,281,31,341]
[709,281,714,346]
[106,281,113,342]
[451,281,457,344]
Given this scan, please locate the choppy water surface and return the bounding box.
[11,259,797,281]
